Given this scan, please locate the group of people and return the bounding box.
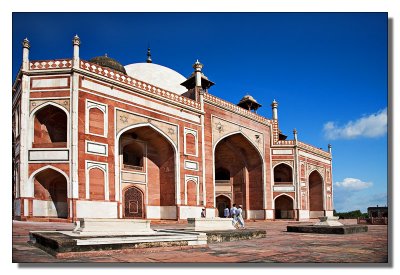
[224,204,245,229]
[200,204,245,229]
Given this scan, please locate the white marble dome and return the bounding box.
[124,63,188,95]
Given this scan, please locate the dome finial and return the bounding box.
[147,47,152,63]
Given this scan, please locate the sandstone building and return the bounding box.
[12,36,333,222]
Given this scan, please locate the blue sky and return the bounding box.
[12,12,388,213]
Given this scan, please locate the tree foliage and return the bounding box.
[333,209,368,219]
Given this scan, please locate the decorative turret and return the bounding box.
[180,59,215,90]
[237,94,262,112]
[22,38,30,71]
[146,48,152,63]
[271,99,278,120]
[328,144,332,154]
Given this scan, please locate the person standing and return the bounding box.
[230,204,238,227]
[237,205,245,229]
[201,208,206,218]
[224,206,230,218]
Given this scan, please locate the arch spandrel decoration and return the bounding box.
[307,164,325,178]
[116,109,178,147]
[212,116,264,155]
[30,99,70,113]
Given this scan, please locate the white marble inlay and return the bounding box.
[272,149,293,155]
[184,160,198,171]
[31,78,68,89]
[29,149,69,161]
[86,141,108,156]
[273,185,295,192]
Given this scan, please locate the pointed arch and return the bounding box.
[274,194,295,219]
[29,165,69,218]
[213,131,265,214]
[29,102,70,148]
[216,194,231,218]
[273,163,293,184]
[115,122,180,218]
[28,165,70,197]
[308,170,324,213]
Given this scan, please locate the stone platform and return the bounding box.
[72,218,154,236]
[187,217,235,231]
[29,228,266,256]
[287,224,368,234]
[29,229,207,256]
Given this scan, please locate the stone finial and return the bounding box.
[328,144,332,154]
[193,59,203,72]
[73,34,80,46]
[146,48,152,63]
[22,38,30,49]
[293,128,298,141]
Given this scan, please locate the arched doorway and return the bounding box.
[118,125,176,219]
[309,170,324,218]
[214,133,263,219]
[274,195,294,219]
[32,104,68,148]
[123,186,144,219]
[216,195,231,217]
[33,167,68,218]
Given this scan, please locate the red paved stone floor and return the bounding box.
[12,219,388,264]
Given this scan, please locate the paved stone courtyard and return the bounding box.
[12,219,388,264]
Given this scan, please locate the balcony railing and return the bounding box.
[122,164,145,172]
[273,181,293,185]
[215,180,230,185]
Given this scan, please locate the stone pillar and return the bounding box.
[72,35,80,68]
[293,129,298,141]
[271,99,278,120]
[70,35,81,220]
[22,38,30,71]
[193,60,203,87]
[328,144,332,154]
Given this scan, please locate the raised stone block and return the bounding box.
[72,218,155,236]
[187,218,235,231]
[314,216,343,227]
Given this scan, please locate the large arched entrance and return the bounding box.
[274,195,294,219]
[123,186,144,218]
[216,195,231,217]
[118,125,176,219]
[214,133,263,219]
[309,170,324,218]
[32,167,68,218]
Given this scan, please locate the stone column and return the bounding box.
[22,38,30,71]
[70,35,81,220]
[193,60,203,87]
[72,35,80,68]
[271,99,278,120]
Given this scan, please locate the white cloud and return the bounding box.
[334,178,373,190]
[323,108,387,140]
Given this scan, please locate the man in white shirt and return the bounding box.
[236,205,245,229]
[230,204,238,228]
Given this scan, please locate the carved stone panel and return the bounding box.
[30,99,70,113]
[116,109,178,147]
[212,116,264,155]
